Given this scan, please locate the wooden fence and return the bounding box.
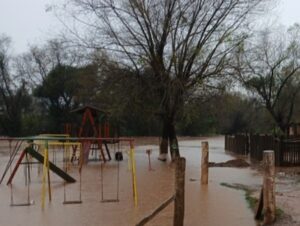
[225,134,300,167]
[224,134,249,155]
[136,158,186,226]
[249,135,274,162]
[280,139,300,166]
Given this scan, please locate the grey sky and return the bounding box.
[0,0,59,53]
[276,0,300,26]
[0,0,299,54]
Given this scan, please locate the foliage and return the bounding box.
[0,33,278,137]
[57,0,271,158]
[33,64,80,131]
[177,92,274,136]
[233,26,300,135]
[93,59,162,136]
[0,34,32,136]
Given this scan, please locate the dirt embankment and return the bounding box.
[209,159,250,168]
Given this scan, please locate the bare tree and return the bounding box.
[57,0,271,159]
[0,35,30,135]
[15,39,86,87]
[11,39,94,133]
[233,26,300,135]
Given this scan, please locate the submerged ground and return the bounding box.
[0,136,299,226]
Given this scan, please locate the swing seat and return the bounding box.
[101,199,119,203]
[115,152,123,161]
[63,200,82,205]
[10,202,34,207]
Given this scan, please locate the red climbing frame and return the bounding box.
[69,105,112,162]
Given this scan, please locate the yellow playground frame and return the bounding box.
[1,135,138,209]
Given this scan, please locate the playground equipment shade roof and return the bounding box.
[70,105,108,116]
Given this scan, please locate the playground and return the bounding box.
[0,135,300,226]
[0,136,251,226]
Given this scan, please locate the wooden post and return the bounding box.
[263,150,276,225]
[174,157,186,226]
[146,149,153,171]
[201,141,209,185]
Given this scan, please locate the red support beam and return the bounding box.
[7,149,26,185]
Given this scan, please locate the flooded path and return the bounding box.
[0,137,262,226]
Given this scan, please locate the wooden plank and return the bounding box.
[135,196,174,226]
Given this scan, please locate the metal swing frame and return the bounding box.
[0,140,23,185]
[63,144,82,205]
[10,151,34,207]
[100,143,120,203]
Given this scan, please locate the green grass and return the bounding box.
[220,182,246,190]
[220,182,258,210]
[276,208,284,218]
[245,191,258,210]
[220,182,284,219]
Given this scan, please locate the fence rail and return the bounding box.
[224,134,249,155]
[280,140,300,166]
[225,134,300,167]
[135,158,186,226]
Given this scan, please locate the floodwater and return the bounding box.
[0,137,262,226]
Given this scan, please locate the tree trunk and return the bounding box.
[169,123,180,161]
[159,118,180,161]
[277,121,289,138]
[267,106,289,137]
[159,120,169,155]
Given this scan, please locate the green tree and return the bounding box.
[93,57,161,136]
[16,39,91,133]
[177,91,275,136]
[34,64,80,132]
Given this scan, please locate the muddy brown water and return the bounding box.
[0,137,262,226]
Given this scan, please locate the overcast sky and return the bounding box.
[0,0,299,54]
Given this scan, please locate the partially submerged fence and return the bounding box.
[224,134,249,155]
[136,157,186,226]
[225,134,300,166]
[279,139,300,166]
[249,135,274,161]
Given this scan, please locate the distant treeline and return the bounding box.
[0,56,279,137]
[1,22,300,138]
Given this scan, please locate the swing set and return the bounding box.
[0,136,138,209]
[62,141,83,204]
[10,142,34,207]
[100,141,123,203]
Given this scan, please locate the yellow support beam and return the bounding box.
[41,141,48,210]
[129,141,138,207]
